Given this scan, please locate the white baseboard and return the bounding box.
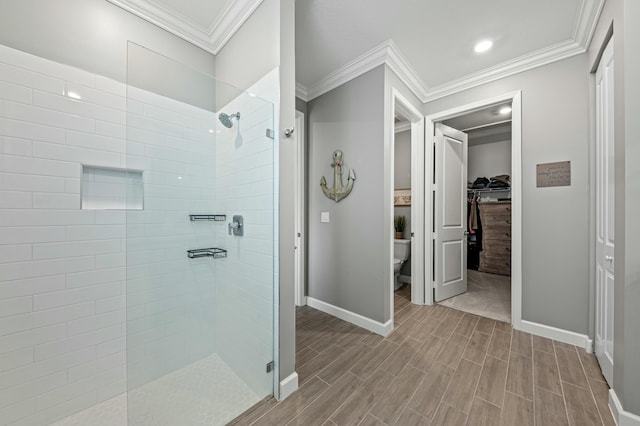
[295,296,308,307]
[278,372,298,401]
[307,297,393,336]
[610,389,640,425]
[519,320,592,352]
[399,275,412,284]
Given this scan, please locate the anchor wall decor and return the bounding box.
[320,150,356,202]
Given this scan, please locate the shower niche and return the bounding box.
[81,166,143,210]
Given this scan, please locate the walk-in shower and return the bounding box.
[218,111,241,128]
[0,41,277,426]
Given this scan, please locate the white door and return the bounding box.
[434,123,468,302]
[595,38,614,385]
[294,111,306,306]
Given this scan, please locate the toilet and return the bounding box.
[393,239,411,290]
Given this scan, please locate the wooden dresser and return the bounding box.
[478,201,511,276]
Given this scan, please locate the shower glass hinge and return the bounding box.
[266,361,274,373]
[266,129,275,139]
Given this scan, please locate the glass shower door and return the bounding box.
[125,43,275,425]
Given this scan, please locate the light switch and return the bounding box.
[321,212,330,223]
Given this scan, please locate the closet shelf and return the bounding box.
[467,187,511,193]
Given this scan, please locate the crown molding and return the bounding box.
[296,82,309,102]
[385,42,429,101]
[422,39,585,102]
[301,0,604,104]
[208,0,264,54]
[305,41,391,101]
[572,0,607,48]
[394,121,412,133]
[304,40,428,103]
[106,0,263,55]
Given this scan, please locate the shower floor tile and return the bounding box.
[51,354,260,426]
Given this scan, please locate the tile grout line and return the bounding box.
[553,342,573,426]
[577,349,609,425]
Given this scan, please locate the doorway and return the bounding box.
[439,106,513,323]
[391,90,425,318]
[593,36,614,385]
[423,92,523,328]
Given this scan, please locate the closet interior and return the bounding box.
[441,104,513,323]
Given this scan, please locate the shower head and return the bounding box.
[218,112,241,128]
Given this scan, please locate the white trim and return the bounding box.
[390,89,425,309]
[422,41,584,102]
[394,121,411,133]
[398,275,412,284]
[303,40,583,104]
[424,91,522,332]
[385,42,429,101]
[208,0,264,54]
[610,389,640,426]
[511,92,523,329]
[307,297,393,336]
[106,0,263,54]
[572,0,607,48]
[306,41,391,101]
[293,111,306,307]
[519,320,592,351]
[278,372,299,401]
[296,82,309,102]
[300,0,604,104]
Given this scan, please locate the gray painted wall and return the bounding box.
[307,66,387,323]
[394,130,411,276]
[278,0,297,391]
[424,55,591,335]
[296,97,308,114]
[590,0,640,415]
[215,0,279,93]
[0,0,215,83]
[468,139,512,182]
[621,1,640,412]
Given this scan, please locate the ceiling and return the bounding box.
[108,0,604,102]
[295,0,604,102]
[444,102,512,131]
[106,0,263,54]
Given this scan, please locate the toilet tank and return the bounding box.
[394,239,411,261]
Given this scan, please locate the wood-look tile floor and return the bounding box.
[230,285,615,426]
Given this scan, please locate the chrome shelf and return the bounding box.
[187,248,227,259]
[189,214,226,222]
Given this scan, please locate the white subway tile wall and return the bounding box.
[0,44,276,425]
[213,92,275,399]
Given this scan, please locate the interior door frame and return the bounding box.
[391,89,426,309]
[423,91,523,329]
[294,110,306,307]
[591,34,615,383]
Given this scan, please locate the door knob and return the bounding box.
[605,256,613,262]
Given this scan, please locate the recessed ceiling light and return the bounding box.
[474,40,493,53]
[499,106,512,115]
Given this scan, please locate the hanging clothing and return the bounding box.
[468,198,478,234]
